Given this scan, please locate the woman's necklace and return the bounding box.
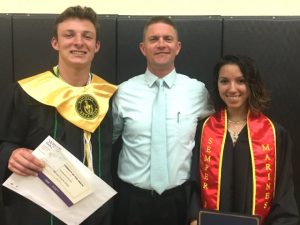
[228,119,247,145]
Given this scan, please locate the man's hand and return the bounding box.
[8,148,44,176]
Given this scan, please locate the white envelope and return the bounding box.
[3,136,117,225]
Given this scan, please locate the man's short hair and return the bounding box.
[142,16,179,40]
[53,5,100,40]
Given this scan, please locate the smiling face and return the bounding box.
[218,63,250,113]
[51,18,100,69]
[139,22,181,77]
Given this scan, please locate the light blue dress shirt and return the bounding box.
[112,69,214,190]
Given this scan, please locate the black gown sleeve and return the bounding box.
[0,83,29,225]
[0,83,30,182]
[188,120,204,222]
[265,123,299,225]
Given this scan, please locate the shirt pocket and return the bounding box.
[177,112,198,142]
[167,106,198,145]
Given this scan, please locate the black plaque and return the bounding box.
[199,210,260,225]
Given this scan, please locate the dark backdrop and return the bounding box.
[0,14,299,223]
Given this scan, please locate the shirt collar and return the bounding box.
[144,68,177,89]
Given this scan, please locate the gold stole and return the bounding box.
[199,109,276,223]
[18,70,117,172]
[18,70,117,133]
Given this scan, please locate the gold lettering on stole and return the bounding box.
[204,173,209,180]
[262,143,273,210]
[265,192,270,200]
[262,144,270,151]
[204,155,211,162]
[204,164,209,171]
[202,137,213,192]
[206,145,211,153]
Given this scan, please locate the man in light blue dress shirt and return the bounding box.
[112,16,214,225]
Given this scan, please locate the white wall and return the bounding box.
[1,0,300,15]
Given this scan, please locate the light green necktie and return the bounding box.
[150,79,169,194]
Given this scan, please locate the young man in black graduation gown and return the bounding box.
[0,6,117,225]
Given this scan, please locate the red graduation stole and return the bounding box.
[199,109,276,223]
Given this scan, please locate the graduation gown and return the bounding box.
[0,80,114,225]
[189,117,299,225]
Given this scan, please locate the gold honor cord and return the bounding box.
[18,70,117,133]
[83,131,93,172]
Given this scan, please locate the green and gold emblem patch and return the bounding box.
[75,94,99,120]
